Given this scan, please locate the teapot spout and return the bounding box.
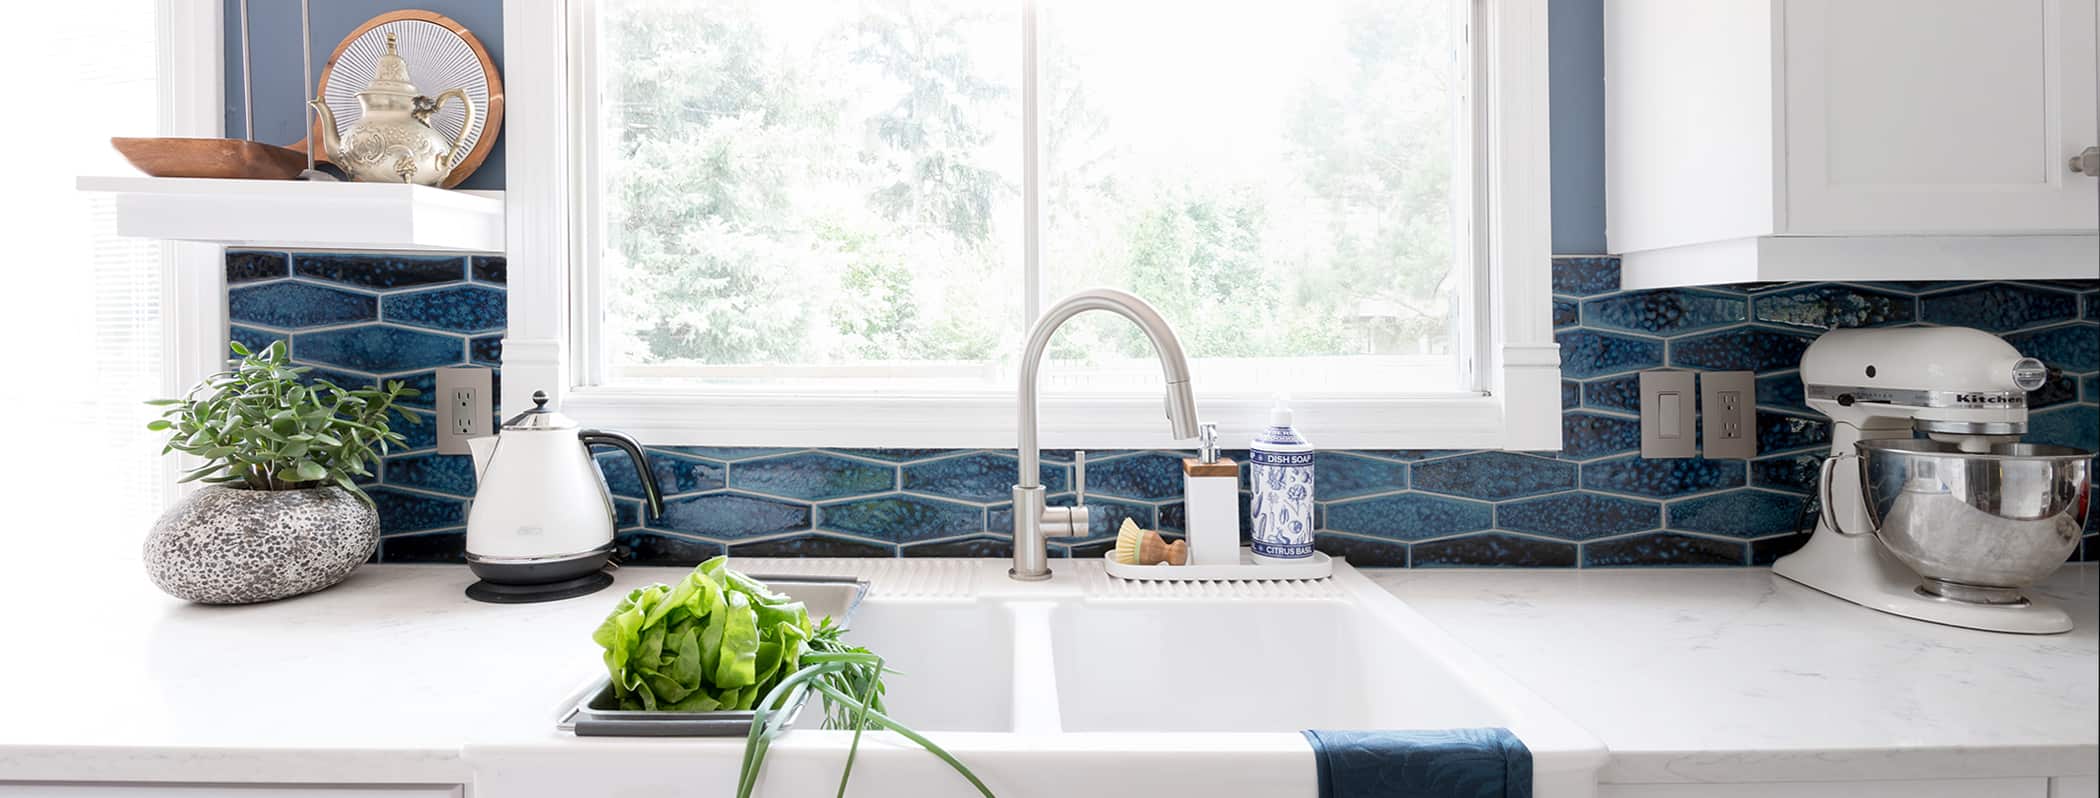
[466,434,498,482]
[306,98,343,163]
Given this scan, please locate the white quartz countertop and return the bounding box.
[1368,564,2100,784]
[0,557,2091,788]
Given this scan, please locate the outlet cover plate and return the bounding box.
[1639,369,1697,459]
[1702,370,1756,459]
[436,366,493,455]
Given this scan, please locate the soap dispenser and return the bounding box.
[1249,396,1315,564]
[1181,423,1241,566]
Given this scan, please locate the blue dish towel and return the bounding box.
[1301,728,1532,798]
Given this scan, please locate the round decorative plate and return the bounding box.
[313,10,504,189]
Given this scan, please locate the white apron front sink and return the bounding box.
[465,558,1604,798]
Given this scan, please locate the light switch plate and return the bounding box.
[436,367,493,455]
[1639,369,1697,459]
[1701,370,1756,459]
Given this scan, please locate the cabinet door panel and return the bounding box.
[1784,0,2098,233]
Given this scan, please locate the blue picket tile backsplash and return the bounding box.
[225,252,2100,568]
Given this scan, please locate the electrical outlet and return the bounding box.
[436,367,493,455]
[1639,369,1697,459]
[1702,370,1756,459]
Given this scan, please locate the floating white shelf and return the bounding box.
[76,176,504,254]
[1617,234,2100,291]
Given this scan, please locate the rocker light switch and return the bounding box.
[1702,370,1756,459]
[1640,370,1697,458]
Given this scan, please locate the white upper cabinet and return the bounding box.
[1606,0,2100,289]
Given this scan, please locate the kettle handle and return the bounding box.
[581,430,664,520]
[430,87,478,171]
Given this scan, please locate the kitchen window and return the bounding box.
[503,0,1557,449]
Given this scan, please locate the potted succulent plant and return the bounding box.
[143,341,418,604]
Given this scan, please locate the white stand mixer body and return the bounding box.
[1771,327,2072,634]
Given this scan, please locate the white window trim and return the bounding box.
[498,0,1559,451]
[160,0,229,501]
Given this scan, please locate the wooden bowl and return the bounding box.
[110,137,308,180]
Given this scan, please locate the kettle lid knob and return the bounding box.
[532,390,549,409]
[501,389,577,430]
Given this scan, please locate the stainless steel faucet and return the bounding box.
[1011,289,1200,581]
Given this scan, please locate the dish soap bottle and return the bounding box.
[1249,396,1315,564]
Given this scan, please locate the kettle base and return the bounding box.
[466,571,614,604]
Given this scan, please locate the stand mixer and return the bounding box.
[1773,327,2088,634]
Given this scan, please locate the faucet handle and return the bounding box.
[1040,505,1091,538]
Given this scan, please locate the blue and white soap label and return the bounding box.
[1249,446,1315,560]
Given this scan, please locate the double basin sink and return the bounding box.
[477,558,1604,798]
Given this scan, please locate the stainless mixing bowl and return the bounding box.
[1852,439,2091,604]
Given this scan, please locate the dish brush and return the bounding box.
[1113,518,1187,565]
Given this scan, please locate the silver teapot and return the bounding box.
[308,33,477,186]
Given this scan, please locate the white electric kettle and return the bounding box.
[463,391,663,603]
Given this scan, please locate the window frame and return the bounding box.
[499,0,1560,450]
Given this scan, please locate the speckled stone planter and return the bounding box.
[144,485,379,604]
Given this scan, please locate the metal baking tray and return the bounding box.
[557,574,870,737]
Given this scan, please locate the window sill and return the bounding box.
[558,387,1553,451]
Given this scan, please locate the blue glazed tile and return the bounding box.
[2083,374,2098,403]
[1561,412,1641,460]
[731,452,895,500]
[1920,284,2080,332]
[660,446,790,461]
[294,325,464,373]
[225,250,289,283]
[1751,533,1810,565]
[616,531,725,565]
[384,453,478,497]
[1669,327,1815,371]
[902,452,1067,503]
[379,531,465,563]
[1056,538,1115,559]
[1413,532,1576,568]
[654,493,810,538]
[731,534,895,558]
[1751,284,1915,330]
[470,255,506,284]
[2087,292,2097,321]
[1324,493,1492,541]
[1584,532,1747,567]
[367,487,465,535]
[1581,457,1745,497]
[1561,380,1580,410]
[393,409,437,451]
[1582,289,1746,335]
[1581,374,1641,414]
[839,448,954,462]
[1352,450,1456,462]
[1312,533,1411,568]
[1755,372,1807,413]
[382,285,507,334]
[903,535,1014,557]
[2005,323,2099,372]
[469,335,502,366]
[230,325,285,354]
[820,495,983,543]
[2026,279,2100,291]
[1758,413,1831,454]
[614,498,641,530]
[1749,454,1822,494]
[228,282,378,329]
[1668,490,1808,538]
[2024,405,2098,452]
[293,253,465,289]
[1497,493,1659,541]
[1552,257,1620,297]
[1558,329,1664,378]
[596,449,725,499]
[2029,372,2079,409]
[1084,452,1189,501]
[1319,452,1410,499]
[1553,298,1580,328]
[1413,452,1575,500]
[1868,281,1969,294]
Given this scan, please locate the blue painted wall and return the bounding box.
[221,0,504,190]
[1548,0,1606,254]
